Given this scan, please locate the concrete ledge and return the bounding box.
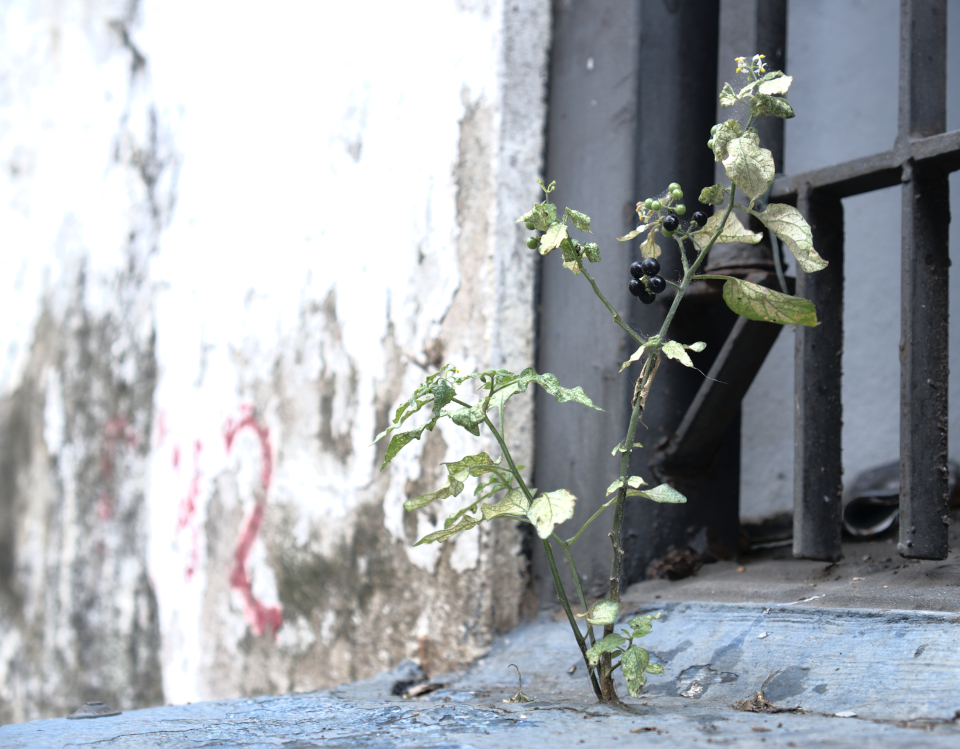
[4,600,959,747]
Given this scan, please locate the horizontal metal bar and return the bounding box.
[771,129,960,202]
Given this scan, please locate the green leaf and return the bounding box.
[718,83,737,108]
[606,475,647,496]
[750,93,795,119]
[582,242,600,263]
[751,203,828,273]
[527,488,577,539]
[566,208,592,233]
[515,368,604,411]
[586,633,626,667]
[722,132,775,201]
[645,662,665,675]
[431,380,456,415]
[698,183,726,206]
[621,647,649,698]
[413,514,481,546]
[722,278,818,327]
[627,611,662,638]
[380,415,442,470]
[759,74,792,95]
[404,452,499,510]
[540,222,570,256]
[617,223,652,243]
[662,340,695,369]
[711,119,741,162]
[640,229,660,259]
[517,202,557,232]
[685,341,706,353]
[481,488,533,520]
[692,212,761,247]
[449,404,485,436]
[634,484,687,504]
[585,598,620,626]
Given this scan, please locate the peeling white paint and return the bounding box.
[0,0,549,720]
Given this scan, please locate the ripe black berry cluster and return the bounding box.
[628,257,665,305]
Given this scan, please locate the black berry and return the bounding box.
[640,257,660,276]
[629,260,644,279]
[662,214,679,232]
[628,278,644,297]
[692,211,707,227]
[638,288,656,304]
[647,275,666,294]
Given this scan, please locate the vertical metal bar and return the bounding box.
[793,190,844,561]
[898,0,950,560]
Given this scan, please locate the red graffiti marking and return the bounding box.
[223,406,282,638]
[97,416,138,521]
[172,443,181,471]
[175,439,203,580]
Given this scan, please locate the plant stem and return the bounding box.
[482,414,533,504]
[577,262,646,346]
[552,533,596,647]
[480,411,601,694]
[542,537,603,700]
[583,173,744,701]
[564,497,616,546]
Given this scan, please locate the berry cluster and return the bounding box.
[628,257,664,304]
[639,182,708,239]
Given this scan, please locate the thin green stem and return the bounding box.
[542,537,603,700]
[482,415,533,503]
[481,410,600,695]
[577,261,646,346]
[565,497,616,546]
[552,534,596,647]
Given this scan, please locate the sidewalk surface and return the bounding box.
[3,530,959,747]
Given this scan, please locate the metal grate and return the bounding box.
[776,0,953,561]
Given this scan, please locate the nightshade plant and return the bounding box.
[374,55,825,707]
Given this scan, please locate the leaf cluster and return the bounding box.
[517,190,598,276]
[375,365,605,545]
[584,611,665,697]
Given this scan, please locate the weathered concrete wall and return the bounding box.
[0,0,550,722]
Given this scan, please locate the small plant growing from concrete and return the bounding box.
[375,55,825,707]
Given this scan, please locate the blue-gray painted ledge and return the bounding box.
[3,601,960,748]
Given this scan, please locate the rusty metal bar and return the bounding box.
[793,190,844,561]
[898,0,950,560]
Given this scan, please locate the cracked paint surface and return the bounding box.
[0,0,550,722]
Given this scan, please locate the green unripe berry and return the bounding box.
[525,221,536,230]
[651,200,662,211]
[644,198,654,210]
[710,124,719,135]
[526,236,539,249]
[675,204,686,215]
[671,189,683,200]
[668,182,680,192]
[707,139,715,150]
[662,229,674,238]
